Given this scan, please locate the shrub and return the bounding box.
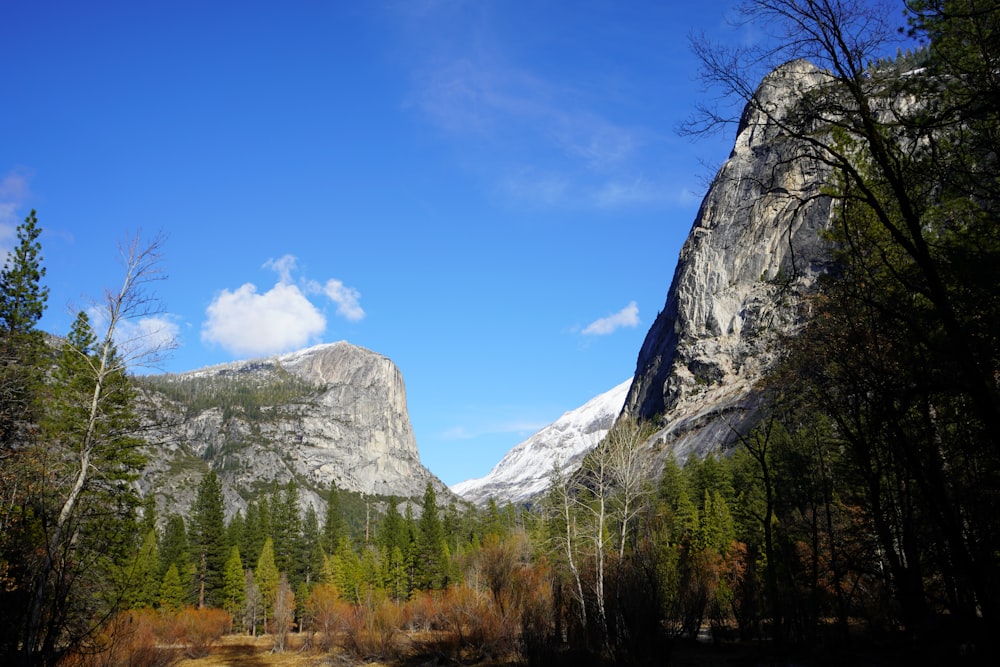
[340,593,404,661]
[58,609,172,667]
[306,583,345,652]
[169,606,232,659]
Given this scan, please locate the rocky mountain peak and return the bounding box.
[454,63,840,505]
[622,60,834,462]
[138,341,444,519]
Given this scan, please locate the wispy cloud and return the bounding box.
[321,279,365,322]
[0,168,34,255]
[201,256,364,357]
[83,305,180,369]
[398,7,671,210]
[582,301,640,336]
[441,418,550,441]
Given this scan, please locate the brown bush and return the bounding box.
[339,593,405,661]
[402,590,443,631]
[306,583,347,652]
[167,606,232,659]
[58,609,172,667]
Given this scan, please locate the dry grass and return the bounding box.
[172,634,330,667]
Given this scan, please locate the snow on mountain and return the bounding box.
[451,379,632,506]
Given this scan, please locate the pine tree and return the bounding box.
[191,471,226,608]
[159,564,184,612]
[271,481,301,579]
[159,514,190,582]
[413,482,446,590]
[126,529,161,609]
[377,496,409,556]
[0,211,49,445]
[0,212,49,658]
[300,504,323,586]
[222,546,246,622]
[226,510,245,554]
[255,537,280,628]
[322,484,344,554]
[0,210,48,336]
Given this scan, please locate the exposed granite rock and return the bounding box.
[623,60,834,462]
[138,341,445,520]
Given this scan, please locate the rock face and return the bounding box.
[623,60,834,462]
[451,379,631,506]
[138,341,444,519]
[454,62,839,505]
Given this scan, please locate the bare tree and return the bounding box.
[270,575,295,652]
[545,464,587,633]
[605,417,654,560]
[21,232,171,666]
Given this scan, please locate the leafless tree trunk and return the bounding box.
[547,464,587,632]
[23,232,171,665]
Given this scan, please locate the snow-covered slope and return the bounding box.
[451,379,631,506]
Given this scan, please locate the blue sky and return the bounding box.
[2,0,754,486]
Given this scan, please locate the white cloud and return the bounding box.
[323,279,365,321]
[113,315,180,366]
[202,256,364,358]
[82,306,180,368]
[202,281,326,357]
[263,254,297,284]
[582,301,640,336]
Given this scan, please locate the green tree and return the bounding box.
[376,497,409,556]
[255,537,279,629]
[159,514,190,585]
[300,504,324,587]
[413,482,446,590]
[191,471,226,608]
[159,564,184,613]
[125,529,161,609]
[271,481,301,579]
[322,484,344,555]
[0,212,49,657]
[222,546,247,622]
[0,211,48,444]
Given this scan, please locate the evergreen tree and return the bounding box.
[322,484,344,554]
[0,211,48,336]
[300,504,323,586]
[159,514,190,582]
[159,564,184,612]
[191,471,227,608]
[138,494,158,541]
[226,510,245,554]
[377,496,409,556]
[255,537,280,627]
[241,501,263,567]
[126,529,161,609]
[413,482,446,590]
[0,212,49,656]
[0,211,48,446]
[271,481,301,578]
[222,546,247,622]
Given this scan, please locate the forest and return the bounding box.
[1,1,998,665]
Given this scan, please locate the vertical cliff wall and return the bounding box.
[623,60,834,462]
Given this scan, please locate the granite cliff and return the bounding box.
[136,341,444,519]
[622,60,834,464]
[454,61,837,504]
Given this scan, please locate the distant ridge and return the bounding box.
[451,379,631,506]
